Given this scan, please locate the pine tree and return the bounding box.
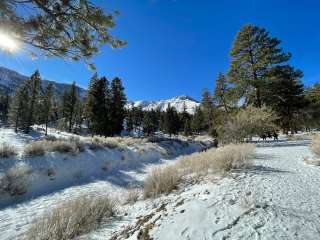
[183,118,192,136]
[110,77,127,135]
[229,24,291,107]
[0,94,10,124]
[9,85,29,132]
[1,1,126,67]
[125,105,135,133]
[143,111,155,136]
[25,70,41,133]
[40,83,54,135]
[303,84,320,129]
[201,89,214,132]
[191,106,205,134]
[265,66,305,133]
[180,102,191,134]
[62,82,79,132]
[9,70,42,133]
[213,73,232,112]
[163,104,180,137]
[85,75,110,136]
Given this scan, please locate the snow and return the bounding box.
[0,128,206,239]
[126,95,200,114]
[1,130,320,239]
[106,139,320,240]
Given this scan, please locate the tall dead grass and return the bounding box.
[310,135,320,157]
[144,144,255,199]
[26,195,117,240]
[24,137,85,157]
[143,165,181,199]
[0,143,17,158]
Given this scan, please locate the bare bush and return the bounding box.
[217,105,277,143]
[310,135,320,157]
[0,144,17,158]
[143,165,181,199]
[125,187,141,204]
[0,164,30,196]
[26,195,117,240]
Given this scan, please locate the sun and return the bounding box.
[0,32,19,53]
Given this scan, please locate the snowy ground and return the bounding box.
[105,139,320,240]
[0,133,319,239]
[0,128,206,239]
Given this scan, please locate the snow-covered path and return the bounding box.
[111,140,320,240]
[2,140,320,240]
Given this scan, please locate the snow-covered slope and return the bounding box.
[126,95,200,114]
[0,66,86,98]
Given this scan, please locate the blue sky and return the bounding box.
[0,0,319,101]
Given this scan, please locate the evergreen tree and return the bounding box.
[9,85,29,132]
[25,70,41,133]
[40,83,54,135]
[125,104,135,133]
[0,94,10,124]
[143,110,158,136]
[85,75,110,136]
[110,77,127,135]
[179,102,191,135]
[1,1,125,67]
[200,89,214,131]
[183,118,192,136]
[191,106,205,134]
[229,24,291,107]
[265,66,305,133]
[213,73,232,112]
[163,104,180,137]
[62,82,79,132]
[9,70,41,133]
[303,83,320,130]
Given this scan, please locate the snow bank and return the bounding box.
[0,129,207,208]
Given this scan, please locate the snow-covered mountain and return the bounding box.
[0,66,86,98]
[126,95,200,114]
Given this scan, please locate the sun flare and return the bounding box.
[0,32,19,53]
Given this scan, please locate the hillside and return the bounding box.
[0,66,86,98]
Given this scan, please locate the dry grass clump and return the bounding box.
[24,137,85,157]
[125,187,141,204]
[0,164,30,196]
[89,137,123,150]
[310,135,320,157]
[304,157,320,166]
[26,195,117,240]
[288,134,313,141]
[24,141,47,157]
[213,144,255,172]
[144,143,255,199]
[143,165,181,199]
[0,143,17,158]
[177,144,255,175]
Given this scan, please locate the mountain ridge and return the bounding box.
[0,66,87,98]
